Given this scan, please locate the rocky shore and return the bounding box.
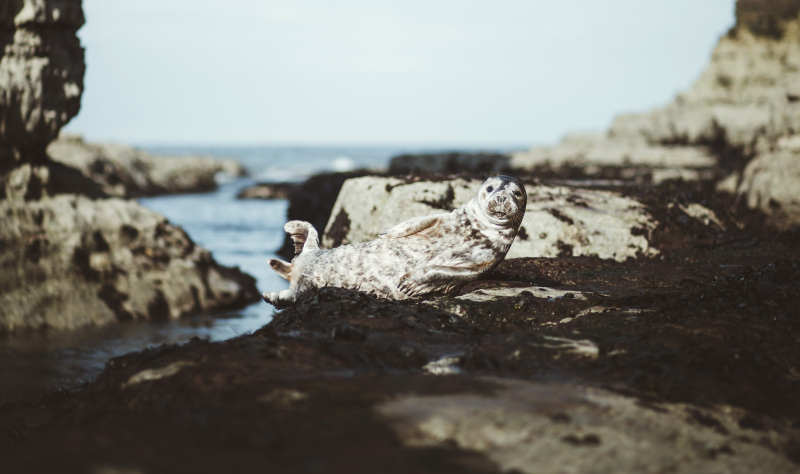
[47,135,246,198]
[0,1,258,332]
[2,0,800,472]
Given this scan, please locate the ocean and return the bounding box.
[0,144,526,399]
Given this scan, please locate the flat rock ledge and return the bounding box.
[46,135,246,198]
[0,194,259,332]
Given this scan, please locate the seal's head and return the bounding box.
[476,175,527,230]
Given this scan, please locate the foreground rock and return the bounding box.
[47,135,246,198]
[0,194,259,331]
[3,212,798,471]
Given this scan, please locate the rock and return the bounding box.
[236,182,296,200]
[378,379,798,474]
[3,236,799,471]
[46,135,246,198]
[321,176,659,262]
[734,149,800,230]
[0,194,259,331]
[388,151,511,175]
[510,134,718,184]
[0,0,85,162]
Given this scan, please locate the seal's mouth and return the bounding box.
[486,195,521,226]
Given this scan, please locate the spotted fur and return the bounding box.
[262,176,527,308]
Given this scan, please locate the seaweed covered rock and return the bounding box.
[4,233,799,471]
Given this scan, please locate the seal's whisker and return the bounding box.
[521,213,536,229]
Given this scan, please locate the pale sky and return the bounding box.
[63,0,736,146]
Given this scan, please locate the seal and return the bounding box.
[262,175,527,308]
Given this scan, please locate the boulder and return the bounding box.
[0,194,259,331]
[321,176,659,262]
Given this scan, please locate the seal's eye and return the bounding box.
[486,186,494,193]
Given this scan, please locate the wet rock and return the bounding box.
[0,195,259,331]
[236,182,296,200]
[321,176,659,262]
[47,135,246,198]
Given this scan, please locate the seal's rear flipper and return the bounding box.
[284,220,320,256]
[269,259,293,281]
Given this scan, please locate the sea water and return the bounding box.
[0,144,524,399]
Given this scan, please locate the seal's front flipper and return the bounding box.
[284,220,319,256]
[262,289,297,308]
[269,259,293,281]
[380,214,446,239]
[398,265,480,297]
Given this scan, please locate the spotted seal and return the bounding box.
[262,175,527,307]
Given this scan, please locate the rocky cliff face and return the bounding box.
[0,0,85,164]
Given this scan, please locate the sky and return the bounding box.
[63,0,736,146]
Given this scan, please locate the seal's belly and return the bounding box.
[300,231,499,299]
